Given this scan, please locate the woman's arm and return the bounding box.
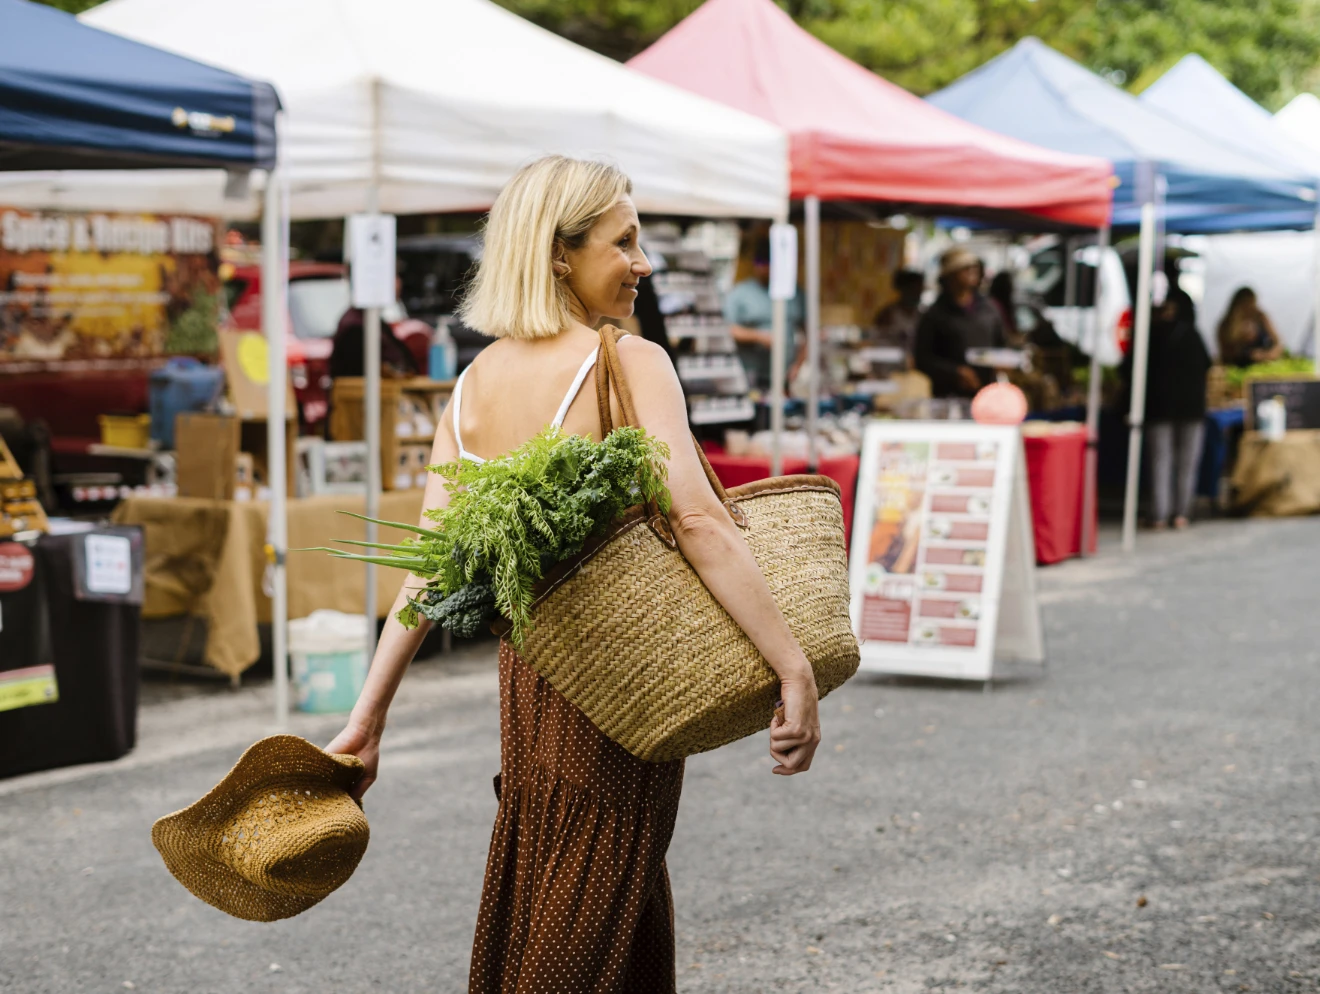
[1253,311,1285,362]
[325,403,460,798]
[616,337,821,775]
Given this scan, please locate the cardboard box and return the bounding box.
[175,412,297,500]
[175,413,239,499]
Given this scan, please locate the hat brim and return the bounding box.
[152,735,366,922]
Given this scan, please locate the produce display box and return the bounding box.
[0,435,49,537]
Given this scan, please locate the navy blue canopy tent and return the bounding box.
[0,0,278,171]
[0,0,293,716]
[929,38,1320,551]
[927,38,1317,234]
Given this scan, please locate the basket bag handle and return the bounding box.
[594,325,750,547]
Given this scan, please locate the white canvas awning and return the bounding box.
[0,0,787,220]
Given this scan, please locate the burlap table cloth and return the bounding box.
[1230,430,1320,517]
[112,491,426,677]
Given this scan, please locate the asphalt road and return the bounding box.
[2,517,1318,993]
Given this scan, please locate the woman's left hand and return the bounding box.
[769,675,821,775]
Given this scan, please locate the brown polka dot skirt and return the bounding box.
[469,641,685,993]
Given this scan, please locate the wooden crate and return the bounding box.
[330,377,454,491]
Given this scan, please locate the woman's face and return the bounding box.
[561,197,652,324]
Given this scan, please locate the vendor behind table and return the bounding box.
[914,247,1007,398]
[867,268,925,364]
[724,236,804,392]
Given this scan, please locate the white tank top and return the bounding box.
[451,342,620,464]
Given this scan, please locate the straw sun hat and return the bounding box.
[939,247,980,277]
[152,735,369,922]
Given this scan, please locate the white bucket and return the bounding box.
[287,610,370,713]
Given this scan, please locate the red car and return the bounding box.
[224,261,433,428]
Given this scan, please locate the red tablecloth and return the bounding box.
[1023,428,1095,565]
[702,448,861,547]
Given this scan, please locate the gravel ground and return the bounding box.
[1,517,1317,993]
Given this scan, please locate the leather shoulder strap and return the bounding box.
[595,325,739,509]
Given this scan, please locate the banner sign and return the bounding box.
[0,207,221,368]
[849,421,1044,683]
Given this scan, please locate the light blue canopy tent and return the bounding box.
[928,38,1317,234]
[929,38,1318,550]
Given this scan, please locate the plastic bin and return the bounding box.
[98,413,153,449]
[149,357,225,450]
[287,610,370,713]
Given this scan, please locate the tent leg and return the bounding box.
[1121,203,1157,553]
[1312,194,1320,371]
[363,80,383,656]
[804,195,821,471]
[1081,224,1109,558]
[261,119,290,728]
[769,204,789,477]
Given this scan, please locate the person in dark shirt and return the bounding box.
[1122,272,1211,530]
[913,248,1006,397]
[329,285,420,381]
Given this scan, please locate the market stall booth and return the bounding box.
[0,0,283,776]
[929,39,1318,549]
[630,0,1112,564]
[62,0,790,711]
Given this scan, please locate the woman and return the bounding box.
[326,156,821,993]
[1217,286,1284,366]
[1124,280,1211,530]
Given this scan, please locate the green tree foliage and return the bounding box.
[496,0,1320,109]
[35,0,101,12]
[39,0,1320,107]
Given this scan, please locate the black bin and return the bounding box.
[0,530,141,779]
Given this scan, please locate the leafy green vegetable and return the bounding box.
[1222,356,1314,390]
[323,425,670,646]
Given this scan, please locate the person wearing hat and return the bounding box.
[723,235,804,393]
[914,248,1006,397]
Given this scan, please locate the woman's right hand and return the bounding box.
[326,717,383,801]
[769,675,821,776]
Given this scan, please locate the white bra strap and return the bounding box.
[451,367,480,461]
[550,349,601,428]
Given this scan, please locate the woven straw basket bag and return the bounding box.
[503,326,859,763]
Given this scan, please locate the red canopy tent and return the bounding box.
[631,0,1114,552]
[628,0,1113,224]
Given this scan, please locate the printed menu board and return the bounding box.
[849,423,1043,682]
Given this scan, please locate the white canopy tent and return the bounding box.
[51,0,788,726]
[30,0,789,221]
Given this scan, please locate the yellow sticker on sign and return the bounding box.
[237,332,270,385]
[0,664,59,712]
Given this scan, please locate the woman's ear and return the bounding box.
[551,241,572,280]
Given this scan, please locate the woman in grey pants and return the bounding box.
[1125,283,1212,529]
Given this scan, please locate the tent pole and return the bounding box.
[1063,234,1077,313]
[1312,188,1320,372]
[1122,202,1157,553]
[1082,223,1110,558]
[805,195,821,471]
[770,203,789,478]
[261,116,290,727]
[363,78,383,654]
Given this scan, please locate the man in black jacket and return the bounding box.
[914,248,1005,397]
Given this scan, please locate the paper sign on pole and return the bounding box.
[848,421,1044,683]
[346,213,397,309]
[768,222,797,301]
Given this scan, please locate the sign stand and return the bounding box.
[848,422,1045,685]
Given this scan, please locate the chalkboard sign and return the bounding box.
[1245,375,1320,431]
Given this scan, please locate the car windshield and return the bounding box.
[287,277,352,339]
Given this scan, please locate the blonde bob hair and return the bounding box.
[460,155,633,339]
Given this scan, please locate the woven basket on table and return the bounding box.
[500,325,860,763]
